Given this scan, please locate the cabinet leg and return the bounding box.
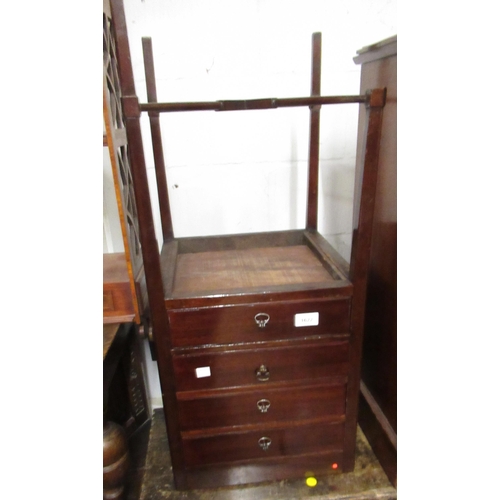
[103,420,130,500]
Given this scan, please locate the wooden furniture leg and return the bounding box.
[103,419,130,500]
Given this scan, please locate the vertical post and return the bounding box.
[306,32,322,230]
[343,88,386,470]
[142,37,174,241]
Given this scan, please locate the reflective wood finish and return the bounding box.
[181,420,345,467]
[171,339,350,392]
[159,231,357,488]
[108,0,387,489]
[176,381,347,432]
[167,297,350,347]
[103,253,136,324]
[354,35,397,487]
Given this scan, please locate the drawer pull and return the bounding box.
[255,364,270,382]
[257,399,271,413]
[258,436,272,451]
[254,312,270,328]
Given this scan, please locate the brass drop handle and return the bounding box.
[258,436,272,451]
[254,313,270,328]
[255,364,270,382]
[257,399,271,413]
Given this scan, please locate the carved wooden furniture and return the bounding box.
[103,323,131,500]
[103,320,151,499]
[103,0,151,429]
[103,2,153,497]
[103,0,148,330]
[108,0,386,489]
[103,417,130,500]
[354,35,397,487]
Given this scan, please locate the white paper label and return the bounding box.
[195,366,211,378]
[294,312,319,327]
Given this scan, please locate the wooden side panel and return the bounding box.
[358,385,397,486]
[354,38,397,486]
[359,53,397,432]
[176,230,304,254]
[343,88,386,471]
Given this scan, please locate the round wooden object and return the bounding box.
[103,420,130,500]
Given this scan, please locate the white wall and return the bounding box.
[105,0,396,409]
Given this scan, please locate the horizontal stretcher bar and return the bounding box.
[139,94,367,113]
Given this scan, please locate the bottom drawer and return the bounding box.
[182,421,344,467]
[180,450,345,489]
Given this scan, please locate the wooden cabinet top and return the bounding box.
[353,35,397,65]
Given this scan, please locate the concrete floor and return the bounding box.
[130,409,396,500]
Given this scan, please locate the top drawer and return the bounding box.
[168,298,350,347]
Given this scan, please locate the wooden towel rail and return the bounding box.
[107,0,387,490]
[140,94,369,113]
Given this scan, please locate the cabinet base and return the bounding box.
[175,451,346,490]
[142,409,397,496]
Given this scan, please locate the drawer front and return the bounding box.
[103,283,135,320]
[172,341,349,392]
[177,383,346,431]
[168,298,350,347]
[182,421,344,467]
[103,289,115,312]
